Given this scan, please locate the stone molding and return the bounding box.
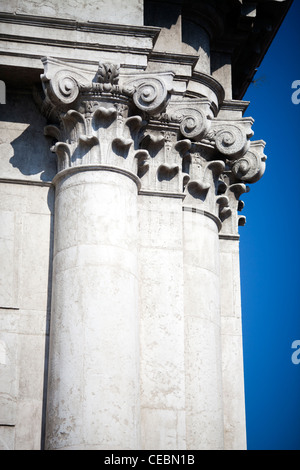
[41,57,266,235]
[52,164,141,191]
[0,12,159,72]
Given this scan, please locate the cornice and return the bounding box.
[0,12,160,38]
[0,12,160,74]
[227,0,293,99]
[0,33,155,56]
[144,0,293,99]
[147,51,198,67]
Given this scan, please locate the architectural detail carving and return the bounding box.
[171,106,211,140]
[231,140,267,184]
[218,182,250,236]
[41,58,91,106]
[41,56,267,235]
[1,0,292,452]
[205,119,254,159]
[97,62,120,84]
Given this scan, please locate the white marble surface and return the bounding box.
[0,0,143,25]
[183,209,224,450]
[45,169,140,450]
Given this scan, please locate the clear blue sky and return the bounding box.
[240,0,300,450]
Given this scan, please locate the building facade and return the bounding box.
[0,0,292,450]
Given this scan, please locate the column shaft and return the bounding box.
[219,237,247,450]
[183,208,224,450]
[138,195,186,449]
[45,167,140,450]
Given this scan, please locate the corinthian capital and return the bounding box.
[41,57,175,175]
[40,57,267,236]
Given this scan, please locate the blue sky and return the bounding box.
[240,0,300,450]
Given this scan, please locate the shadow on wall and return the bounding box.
[9,126,56,182]
[0,89,57,182]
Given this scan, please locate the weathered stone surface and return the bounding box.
[0,182,53,449]
[0,0,143,25]
[0,0,292,451]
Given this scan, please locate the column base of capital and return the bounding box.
[52,163,141,190]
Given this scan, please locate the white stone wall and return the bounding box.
[0,91,54,449]
[0,182,53,450]
[0,0,143,25]
[0,0,277,450]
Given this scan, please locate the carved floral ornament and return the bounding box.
[40,57,267,233]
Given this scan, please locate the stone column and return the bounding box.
[218,135,267,449]
[178,100,266,449]
[46,167,140,450]
[43,64,140,450]
[41,59,173,449]
[180,129,226,449]
[136,121,186,450]
[183,206,224,449]
[40,55,266,450]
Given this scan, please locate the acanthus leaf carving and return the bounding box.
[187,179,210,195]
[50,142,71,172]
[217,195,232,222]
[157,163,180,181]
[112,137,134,149]
[135,150,150,178]
[185,160,226,197]
[93,106,118,120]
[78,135,99,147]
[205,160,225,178]
[40,57,267,236]
[125,115,147,132]
[97,63,120,85]
[218,183,250,235]
[61,109,86,143]
[174,139,192,156]
[44,124,61,141]
[238,215,247,227]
